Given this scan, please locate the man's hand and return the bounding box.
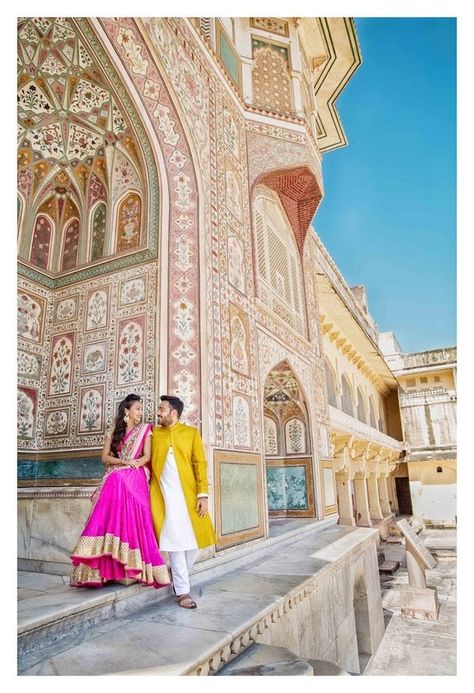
[196,497,208,518]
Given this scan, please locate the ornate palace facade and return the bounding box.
[18,17,407,567]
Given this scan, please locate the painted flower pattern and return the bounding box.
[80,389,102,432]
[118,321,143,384]
[49,336,73,395]
[18,389,35,438]
[86,291,107,330]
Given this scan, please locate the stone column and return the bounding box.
[367,474,383,521]
[387,475,399,513]
[378,474,392,516]
[353,476,372,527]
[335,473,355,526]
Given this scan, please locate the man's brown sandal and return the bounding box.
[177,593,197,609]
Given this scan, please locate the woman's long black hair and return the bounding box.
[110,393,141,457]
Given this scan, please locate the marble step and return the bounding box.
[379,560,400,574]
[306,658,352,675]
[385,536,403,544]
[216,643,314,676]
[18,517,340,670]
[18,523,375,677]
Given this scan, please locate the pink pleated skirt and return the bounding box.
[70,467,170,589]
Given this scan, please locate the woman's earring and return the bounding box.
[124,413,130,424]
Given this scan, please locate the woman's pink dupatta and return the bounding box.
[91,423,152,506]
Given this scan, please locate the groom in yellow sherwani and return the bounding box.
[150,395,216,608]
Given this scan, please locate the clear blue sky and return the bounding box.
[313,17,456,354]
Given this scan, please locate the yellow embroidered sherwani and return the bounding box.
[150,422,216,549]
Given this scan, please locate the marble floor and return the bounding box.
[367,529,457,676]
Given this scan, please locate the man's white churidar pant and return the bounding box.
[159,446,200,595]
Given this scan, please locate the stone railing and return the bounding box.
[328,405,403,450]
[399,387,456,405]
[401,347,456,370]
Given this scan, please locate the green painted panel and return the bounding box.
[220,31,240,87]
[220,462,259,534]
[266,465,308,511]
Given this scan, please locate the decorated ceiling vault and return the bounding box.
[18,18,404,562]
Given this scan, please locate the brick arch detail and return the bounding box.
[253,165,323,254]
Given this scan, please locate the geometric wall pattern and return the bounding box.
[17,17,148,278]
[17,263,158,451]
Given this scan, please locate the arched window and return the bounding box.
[369,396,377,428]
[30,214,52,270]
[116,192,141,253]
[253,189,305,333]
[61,219,80,271]
[341,374,354,417]
[252,41,293,114]
[378,397,386,432]
[90,202,106,261]
[325,359,337,408]
[356,386,367,424]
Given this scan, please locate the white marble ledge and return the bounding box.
[18,571,69,592]
[310,527,378,562]
[18,581,140,635]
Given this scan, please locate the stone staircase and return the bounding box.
[20,518,375,675]
[216,642,351,676]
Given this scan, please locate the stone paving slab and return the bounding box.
[367,531,457,676]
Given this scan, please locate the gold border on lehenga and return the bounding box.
[70,533,171,585]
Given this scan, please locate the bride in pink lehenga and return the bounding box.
[70,394,170,589]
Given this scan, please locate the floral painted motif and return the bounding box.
[66,123,103,161]
[17,292,44,342]
[117,319,144,385]
[61,219,80,271]
[223,107,239,158]
[228,236,246,293]
[70,79,109,114]
[120,277,146,305]
[285,418,306,454]
[173,173,192,211]
[173,299,194,341]
[88,174,106,207]
[79,388,103,433]
[45,410,68,436]
[91,203,107,261]
[264,417,278,455]
[86,289,108,330]
[18,81,54,115]
[18,350,42,380]
[174,234,193,272]
[55,297,78,322]
[225,169,242,220]
[230,315,249,375]
[112,150,141,201]
[82,343,107,374]
[30,215,52,269]
[48,334,74,396]
[18,387,36,439]
[116,192,141,252]
[233,396,251,448]
[26,123,65,160]
[117,27,149,75]
[153,103,180,146]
